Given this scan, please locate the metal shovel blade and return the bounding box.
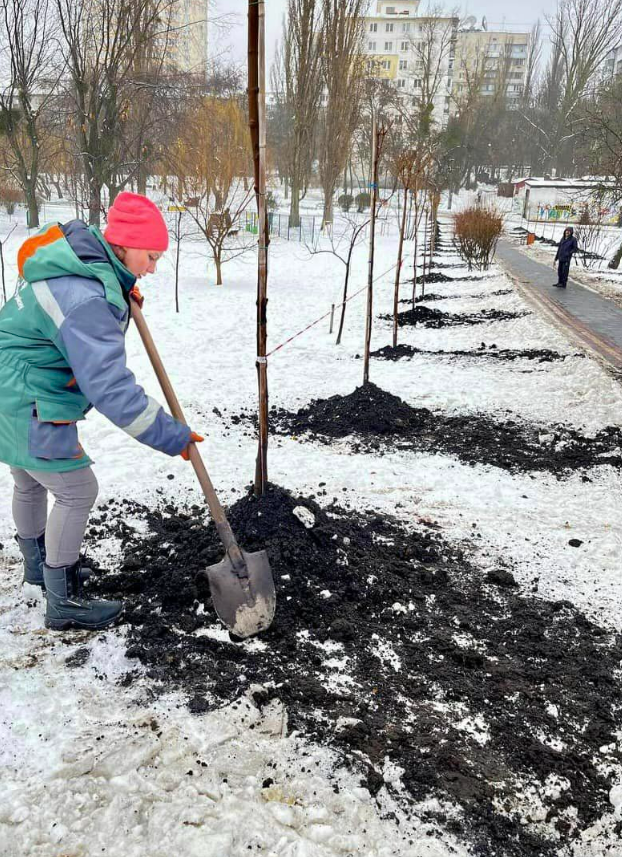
[202,548,276,639]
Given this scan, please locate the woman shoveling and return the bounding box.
[0,192,203,631]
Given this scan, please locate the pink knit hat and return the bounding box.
[104,192,169,252]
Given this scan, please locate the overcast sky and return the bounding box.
[211,0,552,71]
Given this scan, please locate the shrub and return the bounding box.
[355,192,371,213]
[575,208,605,269]
[0,182,23,215]
[338,193,353,213]
[453,204,504,271]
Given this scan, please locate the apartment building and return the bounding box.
[165,0,209,81]
[362,0,458,127]
[603,44,622,79]
[454,27,531,105]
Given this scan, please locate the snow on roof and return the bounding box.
[524,178,615,189]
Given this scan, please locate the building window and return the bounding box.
[385,5,396,12]
[382,60,391,70]
[413,79,422,88]
[368,41,377,51]
[399,59,408,70]
[400,41,409,51]
[384,41,393,51]
[397,78,406,88]
[370,22,378,32]
[386,23,394,32]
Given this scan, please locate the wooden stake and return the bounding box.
[363,115,380,386]
[421,205,429,298]
[249,0,269,496]
[329,303,335,334]
[392,184,408,348]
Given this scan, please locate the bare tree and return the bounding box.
[319,0,367,227]
[0,0,62,227]
[544,0,622,174]
[405,4,458,139]
[169,96,254,285]
[55,0,175,225]
[305,212,369,345]
[271,0,323,228]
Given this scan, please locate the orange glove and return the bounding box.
[130,285,144,308]
[181,432,204,461]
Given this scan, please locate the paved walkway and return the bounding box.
[496,239,622,373]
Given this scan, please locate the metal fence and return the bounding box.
[244,211,320,244]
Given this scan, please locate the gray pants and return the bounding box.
[10,467,98,567]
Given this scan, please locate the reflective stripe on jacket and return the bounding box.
[0,220,190,471]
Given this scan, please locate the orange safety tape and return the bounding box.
[266,261,399,358]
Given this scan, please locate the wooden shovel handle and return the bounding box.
[130,300,236,551]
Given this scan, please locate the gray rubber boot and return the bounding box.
[16,533,46,587]
[43,563,122,631]
[16,534,93,591]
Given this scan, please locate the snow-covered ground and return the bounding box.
[1,205,621,855]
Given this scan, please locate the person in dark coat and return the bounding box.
[553,227,579,288]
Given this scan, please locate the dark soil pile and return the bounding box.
[90,485,622,856]
[391,306,530,328]
[417,270,453,284]
[370,343,575,363]
[404,288,514,303]
[432,261,470,269]
[265,383,622,475]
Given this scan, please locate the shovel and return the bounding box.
[130,300,276,639]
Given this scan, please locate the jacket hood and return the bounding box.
[18,220,136,307]
[564,228,574,237]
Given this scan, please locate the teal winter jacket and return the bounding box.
[0,220,190,472]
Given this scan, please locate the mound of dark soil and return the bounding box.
[392,306,530,328]
[90,484,622,856]
[370,343,575,363]
[266,383,622,475]
[403,288,514,304]
[418,271,453,284]
[432,261,470,269]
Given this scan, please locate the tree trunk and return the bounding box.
[214,250,223,286]
[88,177,102,227]
[175,212,182,312]
[421,207,429,298]
[289,174,301,228]
[137,162,147,196]
[26,184,39,228]
[393,187,408,348]
[322,183,334,227]
[336,260,351,346]
[363,117,379,385]
[412,203,419,310]
[609,241,622,270]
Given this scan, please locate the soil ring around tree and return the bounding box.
[369,343,580,363]
[88,484,622,857]
[388,306,531,328]
[259,383,622,476]
[401,289,514,304]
